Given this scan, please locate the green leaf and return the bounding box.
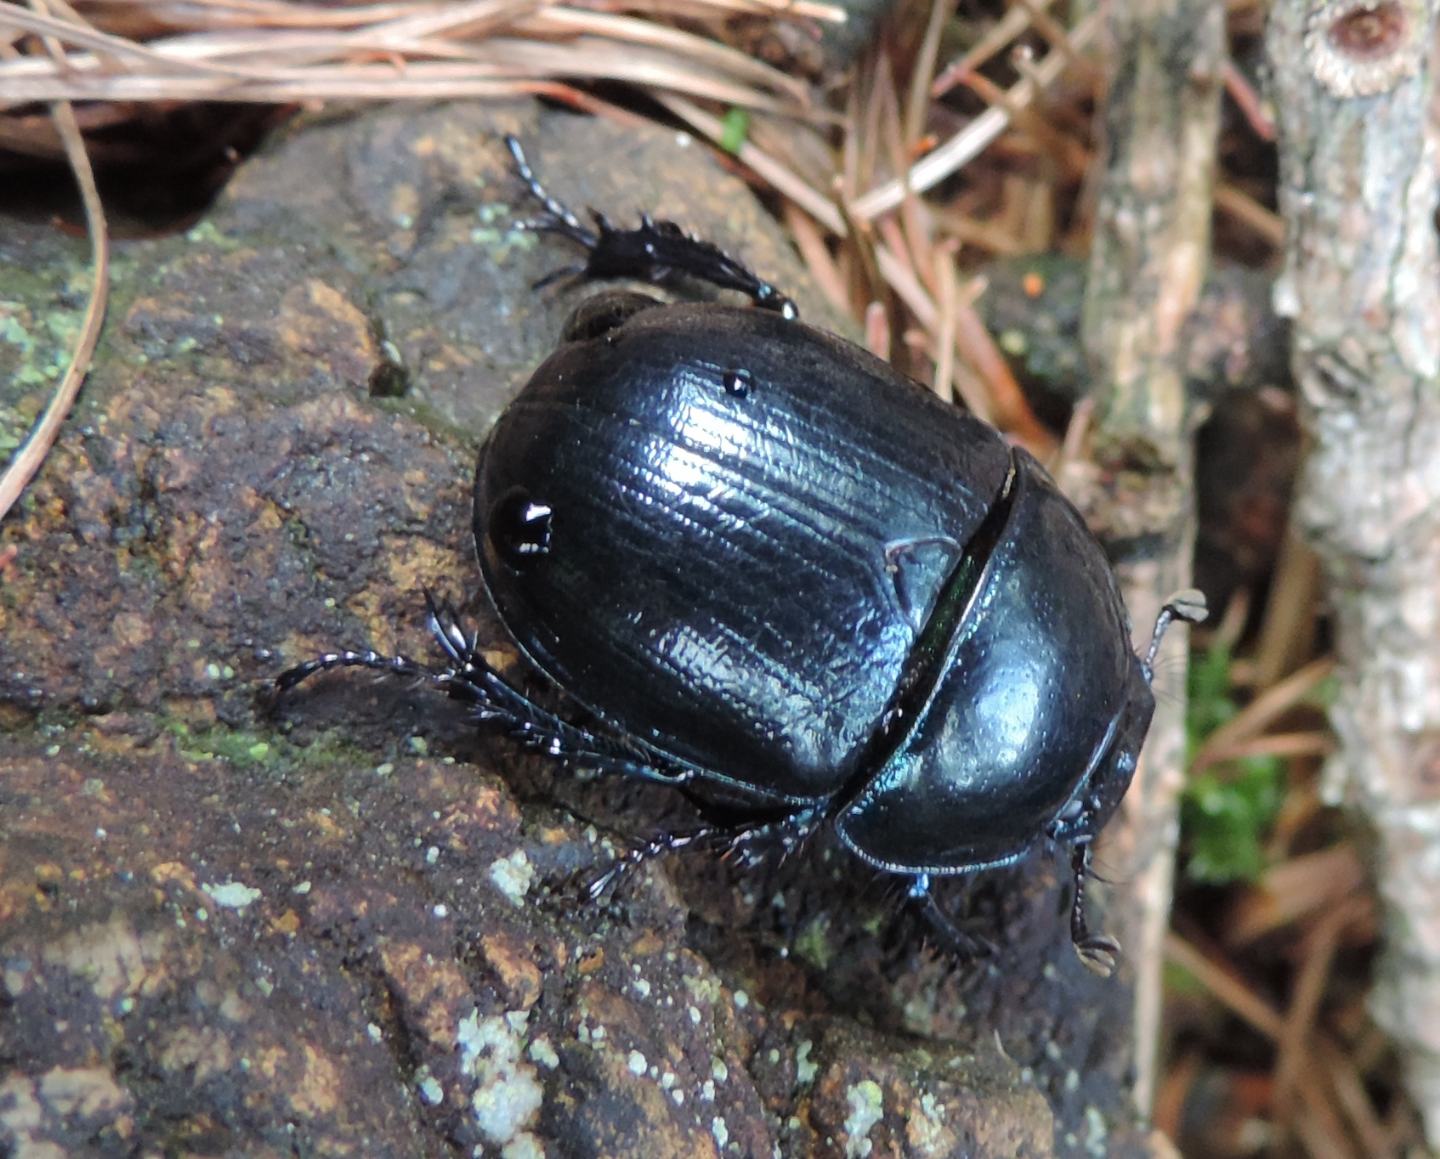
[720,107,750,155]
[1181,758,1285,884]
[1181,642,1286,884]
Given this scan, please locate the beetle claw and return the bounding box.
[585,827,718,901]
[504,135,593,240]
[1074,935,1120,978]
[423,588,477,668]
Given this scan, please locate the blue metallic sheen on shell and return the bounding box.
[475,300,1150,869]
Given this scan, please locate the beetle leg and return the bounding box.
[1067,842,1121,978]
[504,134,798,318]
[907,874,998,960]
[530,262,589,292]
[425,593,700,785]
[274,647,452,694]
[716,805,823,869]
[588,806,819,899]
[586,826,724,900]
[503,135,599,250]
[276,596,695,789]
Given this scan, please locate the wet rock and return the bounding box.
[1,103,1146,1156]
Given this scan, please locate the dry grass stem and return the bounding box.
[1202,730,1333,764]
[0,0,819,113]
[862,300,890,362]
[930,242,958,402]
[1190,656,1335,774]
[1167,931,1284,1040]
[1273,897,1366,1115]
[851,11,1097,220]
[904,0,947,146]
[0,21,110,520]
[1251,532,1323,689]
[1169,926,1385,1154]
[1221,56,1276,142]
[1226,845,1369,946]
[1214,181,1285,249]
[931,1,1040,97]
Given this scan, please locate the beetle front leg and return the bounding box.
[1067,841,1121,977]
[1045,798,1123,975]
[505,135,797,317]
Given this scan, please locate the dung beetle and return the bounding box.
[280,136,1206,975]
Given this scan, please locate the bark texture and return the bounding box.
[1078,0,1224,1114]
[1267,0,1440,1142]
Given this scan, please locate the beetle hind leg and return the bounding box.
[586,826,724,901]
[503,135,599,251]
[275,647,449,694]
[504,134,797,318]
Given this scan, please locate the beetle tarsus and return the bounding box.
[504,135,597,246]
[275,648,455,695]
[589,807,819,900]
[505,134,798,318]
[530,262,588,292]
[422,588,479,667]
[1074,934,1120,979]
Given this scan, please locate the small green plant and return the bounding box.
[1180,643,1285,885]
[720,106,750,154]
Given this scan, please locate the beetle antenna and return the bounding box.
[1143,588,1208,674]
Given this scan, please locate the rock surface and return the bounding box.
[0,102,1147,1157]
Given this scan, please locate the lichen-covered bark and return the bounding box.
[1267,0,1440,1141]
[1077,0,1224,1113]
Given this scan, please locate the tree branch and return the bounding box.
[1267,0,1440,1142]
[1077,0,1224,1114]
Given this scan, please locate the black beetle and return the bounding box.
[280,136,1205,975]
